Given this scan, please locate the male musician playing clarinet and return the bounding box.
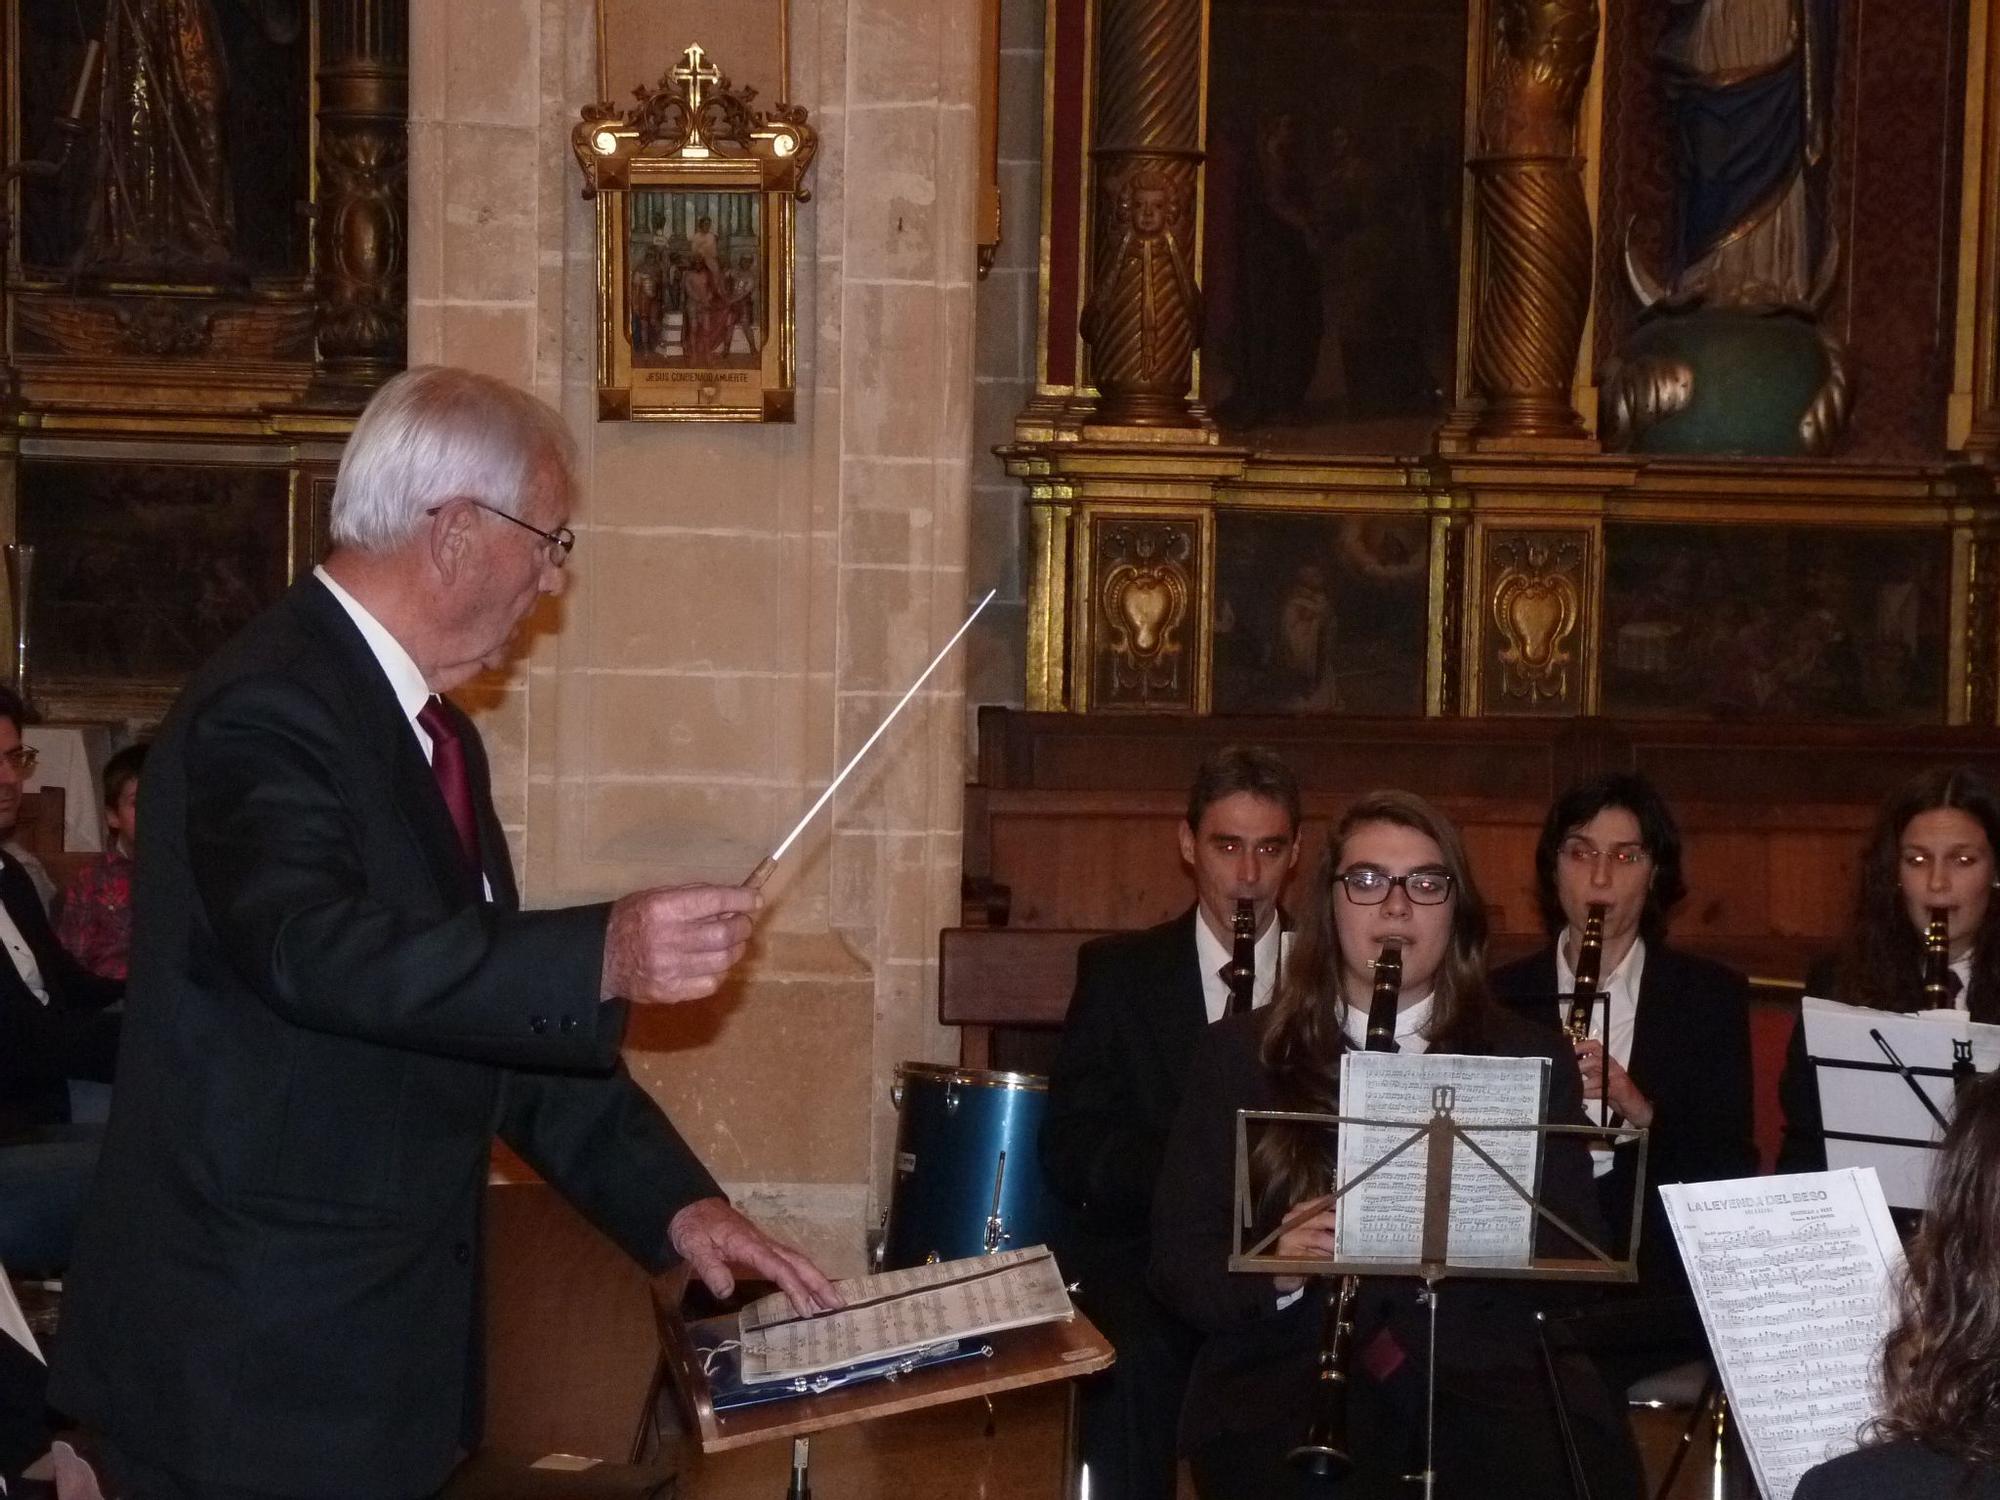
[1041,745,1302,1500]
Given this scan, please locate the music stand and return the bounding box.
[651,1266,1113,1497]
[1231,1087,1647,1499]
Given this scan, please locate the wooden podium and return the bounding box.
[651,1267,1113,1473]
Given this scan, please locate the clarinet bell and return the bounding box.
[1287,1425,1352,1480]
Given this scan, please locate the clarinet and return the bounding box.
[1564,903,1609,1043]
[1290,942,1402,1479]
[1922,906,1952,1008]
[1226,897,1257,1016]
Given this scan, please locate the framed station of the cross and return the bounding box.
[575,43,817,421]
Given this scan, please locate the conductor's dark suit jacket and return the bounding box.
[50,578,722,1499]
[0,852,122,1138]
[1491,942,1758,1293]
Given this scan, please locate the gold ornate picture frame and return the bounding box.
[574,44,816,422]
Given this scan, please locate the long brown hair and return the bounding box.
[1250,791,1495,1215]
[1835,766,2000,1019]
[1867,1071,2000,1470]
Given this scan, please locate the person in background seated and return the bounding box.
[0,684,124,1274]
[1778,766,2000,1173]
[1794,1071,2000,1500]
[1150,791,1639,1500]
[59,742,147,980]
[1491,772,1756,1299]
[1041,744,1303,1499]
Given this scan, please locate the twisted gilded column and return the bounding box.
[311,0,408,405]
[1080,0,1204,428]
[1467,0,1599,445]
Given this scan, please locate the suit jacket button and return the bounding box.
[530,1015,549,1034]
[453,1241,471,1266]
[560,1015,579,1034]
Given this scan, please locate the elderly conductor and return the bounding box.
[50,367,837,1500]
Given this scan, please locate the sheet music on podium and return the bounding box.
[1661,1169,1903,1500]
[1802,996,2000,1209]
[735,1245,1073,1385]
[1334,1051,1549,1265]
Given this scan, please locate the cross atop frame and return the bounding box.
[672,44,722,113]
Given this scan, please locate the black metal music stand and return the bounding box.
[1230,1088,1648,1499]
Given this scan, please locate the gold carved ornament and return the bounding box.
[1490,538,1582,702]
[573,43,816,198]
[1097,525,1193,702]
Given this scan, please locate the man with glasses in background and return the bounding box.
[50,367,838,1500]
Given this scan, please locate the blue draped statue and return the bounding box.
[1647,0,1840,312]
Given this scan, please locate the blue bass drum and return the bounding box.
[882,1063,1054,1270]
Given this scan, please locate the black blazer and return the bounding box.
[1492,942,1757,1292]
[49,578,722,1498]
[1796,1443,2000,1500]
[1040,907,1209,1271]
[1776,955,1841,1173]
[0,851,123,1138]
[1148,1004,1612,1466]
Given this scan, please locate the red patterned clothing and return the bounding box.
[57,848,133,981]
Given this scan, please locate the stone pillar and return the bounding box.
[1079,0,1203,428]
[1465,0,1599,447]
[312,0,409,405]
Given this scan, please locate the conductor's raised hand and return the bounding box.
[668,1197,844,1317]
[601,883,759,1004]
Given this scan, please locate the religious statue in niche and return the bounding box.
[1603,0,1851,457]
[80,0,305,282]
[11,0,317,364]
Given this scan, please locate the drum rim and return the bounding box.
[894,1060,1048,1092]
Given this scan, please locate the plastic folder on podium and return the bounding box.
[654,1243,1113,1458]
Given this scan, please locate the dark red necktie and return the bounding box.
[417,697,480,871]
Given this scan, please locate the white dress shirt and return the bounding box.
[314,567,434,760]
[0,877,48,1003]
[1194,914,1292,1024]
[314,567,492,901]
[1556,931,1644,1176]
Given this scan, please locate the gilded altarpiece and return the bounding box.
[2,1,407,720]
[1004,0,2000,726]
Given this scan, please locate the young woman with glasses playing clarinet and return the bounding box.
[1148,791,1641,1500]
[1778,766,2000,1176]
[1490,773,1757,1304]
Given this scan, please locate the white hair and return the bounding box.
[328,366,578,552]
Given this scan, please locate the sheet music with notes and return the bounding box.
[1333,1051,1548,1265]
[735,1245,1072,1384]
[1661,1169,1903,1500]
[1802,996,2000,1209]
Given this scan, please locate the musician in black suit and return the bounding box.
[1779,765,2000,1173]
[1491,772,1757,1297]
[1151,791,1639,1500]
[0,684,124,1275]
[1041,745,1303,1499]
[1795,1071,2000,1500]
[48,368,837,1500]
